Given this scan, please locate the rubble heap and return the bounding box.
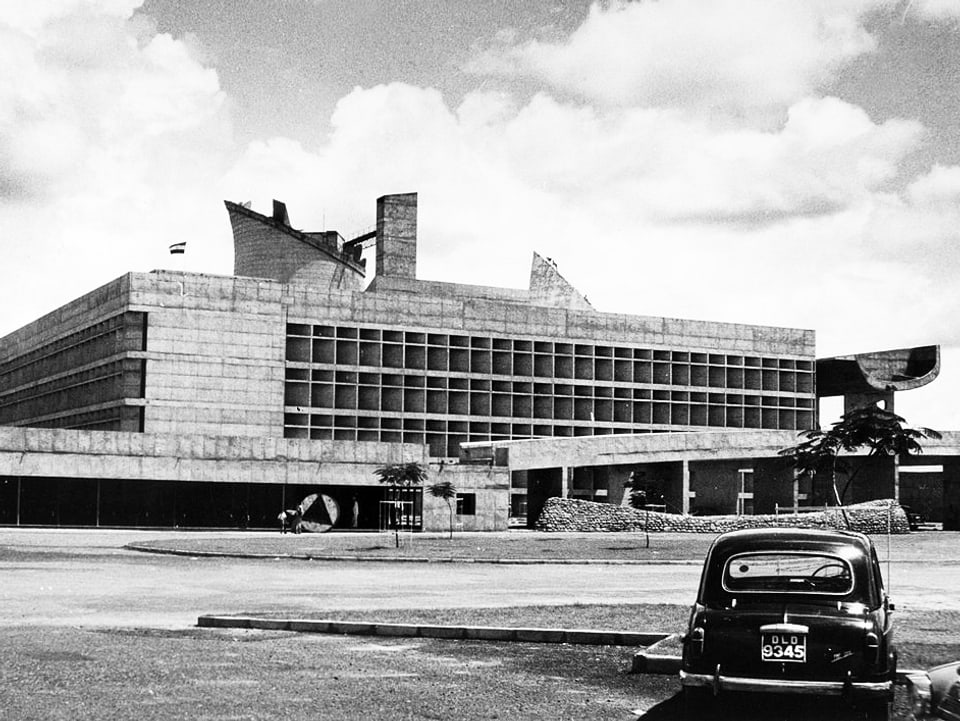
[534,498,910,534]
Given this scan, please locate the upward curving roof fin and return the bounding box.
[528,252,593,310]
[224,200,366,290]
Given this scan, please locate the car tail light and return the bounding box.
[689,626,705,656]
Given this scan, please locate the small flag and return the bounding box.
[169,242,186,255]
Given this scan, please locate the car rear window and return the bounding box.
[722,552,854,594]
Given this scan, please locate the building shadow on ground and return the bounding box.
[637,691,887,720]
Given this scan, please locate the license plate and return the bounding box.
[761,633,806,663]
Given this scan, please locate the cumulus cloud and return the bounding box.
[905,0,960,21]
[864,166,960,339]
[0,0,232,331]
[222,1,960,428]
[0,3,225,199]
[225,82,931,315]
[0,0,142,34]
[240,84,921,232]
[906,164,960,205]
[4,0,960,428]
[466,0,880,119]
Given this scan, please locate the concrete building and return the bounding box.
[0,193,955,530]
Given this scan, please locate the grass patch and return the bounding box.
[3,605,955,720]
[127,530,959,564]
[245,603,690,633]
[232,603,960,668]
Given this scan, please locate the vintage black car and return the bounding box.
[680,528,897,719]
[907,661,960,720]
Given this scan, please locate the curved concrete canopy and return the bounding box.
[816,345,940,397]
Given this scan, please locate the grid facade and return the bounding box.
[284,323,816,457]
[0,311,147,431]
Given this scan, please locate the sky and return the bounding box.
[1,0,959,429]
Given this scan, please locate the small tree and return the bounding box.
[779,406,940,526]
[374,462,428,547]
[428,481,457,539]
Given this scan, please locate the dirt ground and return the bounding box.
[1,528,957,720]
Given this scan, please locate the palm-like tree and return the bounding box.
[779,406,940,526]
[374,462,428,547]
[428,481,457,539]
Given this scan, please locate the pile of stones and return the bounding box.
[534,497,910,534]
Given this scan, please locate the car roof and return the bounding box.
[709,527,874,555]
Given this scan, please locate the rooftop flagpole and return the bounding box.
[168,241,187,272]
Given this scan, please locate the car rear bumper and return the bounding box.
[680,670,893,698]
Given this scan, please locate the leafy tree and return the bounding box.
[778,406,940,525]
[374,462,428,487]
[374,462,428,547]
[427,481,457,539]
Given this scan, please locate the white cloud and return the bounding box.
[906,164,960,205]
[856,165,960,352]
[467,0,879,119]
[225,82,935,324]
[3,0,959,431]
[0,0,141,34]
[906,0,960,21]
[223,63,958,428]
[0,0,232,332]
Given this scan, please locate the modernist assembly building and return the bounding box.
[1,193,956,531]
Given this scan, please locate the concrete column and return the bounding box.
[752,458,796,514]
[893,456,900,502]
[561,467,571,499]
[943,459,960,531]
[681,460,691,515]
[607,466,633,506]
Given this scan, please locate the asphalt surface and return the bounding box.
[1,529,700,628]
[3,528,957,721]
[2,528,959,631]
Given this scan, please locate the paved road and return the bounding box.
[1,528,958,629]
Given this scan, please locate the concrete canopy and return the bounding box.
[816,345,939,397]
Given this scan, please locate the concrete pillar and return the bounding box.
[752,458,796,514]
[893,456,900,503]
[561,466,571,498]
[376,193,417,279]
[688,460,744,515]
[943,458,960,531]
[607,465,633,506]
[681,460,691,515]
